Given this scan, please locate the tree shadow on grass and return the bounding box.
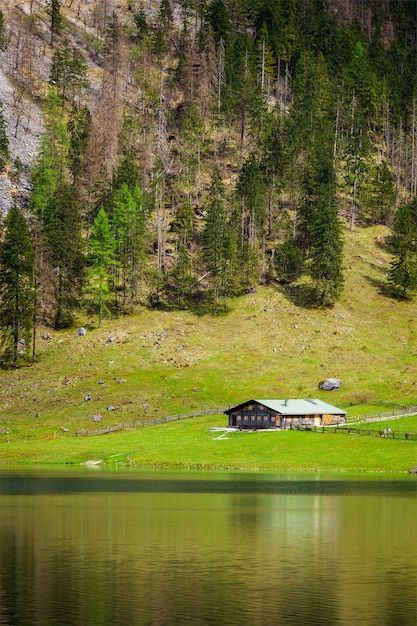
[363,264,392,298]
[277,282,321,309]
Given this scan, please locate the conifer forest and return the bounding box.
[0,0,417,366]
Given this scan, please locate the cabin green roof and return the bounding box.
[254,399,346,415]
[225,399,346,416]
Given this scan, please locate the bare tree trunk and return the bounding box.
[350,169,358,231]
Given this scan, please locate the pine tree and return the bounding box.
[366,160,396,225]
[85,208,116,325]
[168,197,195,306]
[30,87,71,218]
[47,0,62,46]
[299,125,344,306]
[310,198,344,306]
[169,240,194,307]
[158,0,173,30]
[133,6,148,41]
[43,181,85,328]
[0,203,35,366]
[104,12,120,54]
[236,153,267,246]
[0,10,6,49]
[0,100,10,171]
[387,198,417,298]
[49,40,89,106]
[67,104,92,183]
[113,183,147,308]
[201,168,232,305]
[388,249,417,299]
[275,238,304,284]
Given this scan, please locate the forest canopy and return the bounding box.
[0,0,417,363]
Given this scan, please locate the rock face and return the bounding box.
[318,378,342,391]
[0,66,43,214]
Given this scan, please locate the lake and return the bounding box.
[0,468,416,626]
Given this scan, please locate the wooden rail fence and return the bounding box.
[307,425,417,440]
[74,402,417,438]
[75,407,227,437]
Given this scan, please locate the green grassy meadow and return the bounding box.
[0,224,417,472]
[1,415,416,474]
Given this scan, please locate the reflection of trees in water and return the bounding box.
[0,486,416,625]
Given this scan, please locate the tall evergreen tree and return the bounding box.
[30,87,71,218]
[366,160,396,225]
[201,168,233,304]
[49,40,89,106]
[388,198,417,298]
[168,196,195,306]
[111,183,147,308]
[158,0,174,30]
[299,125,344,306]
[0,100,9,171]
[236,153,267,246]
[0,10,6,49]
[43,181,85,328]
[310,197,344,306]
[133,6,149,41]
[0,203,35,366]
[85,208,116,325]
[67,103,92,183]
[47,0,62,46]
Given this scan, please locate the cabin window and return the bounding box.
[244,416,248,422]
[271,416,275,422]
[236,415,241,422]
[257,416,261,421]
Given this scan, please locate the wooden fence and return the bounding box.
[74,402,417,438]
[75,407,227,437]
[307,425,417,441]
[345,404,417,424]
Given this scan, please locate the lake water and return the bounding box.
[0,468,416,626]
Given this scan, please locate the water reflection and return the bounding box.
[0,470,416,626]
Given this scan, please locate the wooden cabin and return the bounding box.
[225,399,347,430]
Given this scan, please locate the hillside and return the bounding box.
[0,0,417,455]
[0,223,416,445]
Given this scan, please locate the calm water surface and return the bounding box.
[0,468,416,626]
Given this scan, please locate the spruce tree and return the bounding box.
[47,0,62,46]
[30,87,71,218]
[275,238,304,284]
[0,203,35,366]
[0,10,6,49]
[0,100,9,171]
[158,0,173,30]
[134,7,148,41]
[388,198,417,298]
[49,40,89,106]
[201,169,233,305]
[85,208,116,325]
[43,181,85,328]
[299,126,344,306]
[67,104,92,183]
[366,160,396,225]
[110,183,146,308]
[168,197,195,306]
[310,198,344,306]
[236,153,267,246]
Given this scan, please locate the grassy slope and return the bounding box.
[0,224,417,471]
